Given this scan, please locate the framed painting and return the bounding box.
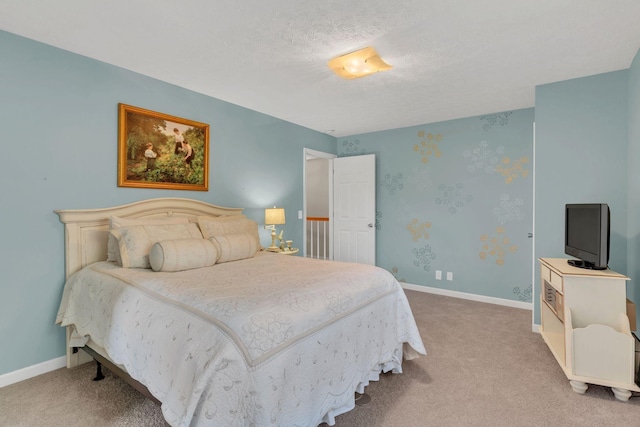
[117,103,209,191]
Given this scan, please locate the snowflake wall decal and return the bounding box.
[479,112,513,131]
[413,131,442,164]
[407,218,431,241]
[495,157,529,184]
[513,284,532,302]
[406,166,434,192]
[479,226,518,266]
[435,183,473,214]
[375,210,382,230]
[381,172,404,195]
[339,139,365,157]
[412,244,437,271]
[463,140,505,173]
[493,193,525,224]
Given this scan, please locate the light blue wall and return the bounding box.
[338,109,534,302]
[534,70,629,325]
[627,49,640,315]
[0,30,336,376]
[3,27,638,378]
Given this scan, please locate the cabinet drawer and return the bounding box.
[541,265,551,283]
[543,281,564,321]
[550,270,563,293]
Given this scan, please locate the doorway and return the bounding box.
[303,148,336,259]
[303,149,377,265]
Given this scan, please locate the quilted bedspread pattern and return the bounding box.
[56,252,426,426]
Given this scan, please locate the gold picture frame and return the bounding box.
[117,103,209,191]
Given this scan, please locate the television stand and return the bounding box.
[539,258,639,400]
[566,259,607,270]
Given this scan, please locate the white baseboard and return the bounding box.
[0,356,66,388]
[401,282,533,310]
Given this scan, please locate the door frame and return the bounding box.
[531,121,537,331]
[303,148,337,258]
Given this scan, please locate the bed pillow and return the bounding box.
[107,215,190,262]
[198,216,260,246]
[149,238,218,272]
[110,222,203,268]
[197,214,246,223]
[210,232,260,263]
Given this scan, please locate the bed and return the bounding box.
[54,197,426,426]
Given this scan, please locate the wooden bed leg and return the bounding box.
[93,361,105,381]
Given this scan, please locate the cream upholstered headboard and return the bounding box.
[55,198,244,279]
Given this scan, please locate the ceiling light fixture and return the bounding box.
[327,46,392,80]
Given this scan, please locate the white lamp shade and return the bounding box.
[265,208,285,225]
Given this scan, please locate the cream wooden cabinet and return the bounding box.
[539,258,639,401]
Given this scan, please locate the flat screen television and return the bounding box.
[564,203,610,270]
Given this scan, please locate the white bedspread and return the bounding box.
[56,252,426,426]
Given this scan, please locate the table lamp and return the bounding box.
[264,207,285,251]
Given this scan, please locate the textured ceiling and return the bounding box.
[1,0,640,137]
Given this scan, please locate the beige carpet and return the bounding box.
[1,290,639,426]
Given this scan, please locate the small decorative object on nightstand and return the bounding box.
[278,248,298,255]
[274,241,298,255]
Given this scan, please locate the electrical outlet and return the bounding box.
[435,270,442,280]
[447,272,453,281]
[298,210,303,219]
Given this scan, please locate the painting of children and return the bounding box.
[118,103,209,191]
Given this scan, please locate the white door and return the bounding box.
[333,154,376,265]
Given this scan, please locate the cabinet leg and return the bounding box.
[570,380,588,394]
[611,387,632,402]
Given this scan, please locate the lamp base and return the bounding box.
[266,227,283,252]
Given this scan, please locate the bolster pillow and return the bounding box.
[149,238,218,272]
[211,232,259,263]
